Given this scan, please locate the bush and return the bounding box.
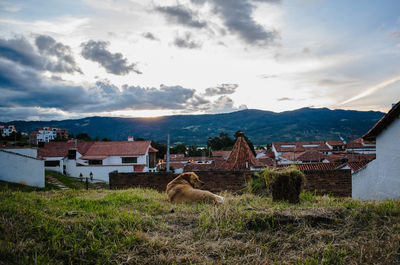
[250,166,305,203]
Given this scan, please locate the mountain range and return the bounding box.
[3,108,385,145]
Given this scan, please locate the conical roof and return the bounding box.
[218,132,262,171]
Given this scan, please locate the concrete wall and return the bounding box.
[109,170,352,197]
[353,118,400,200]
[0,150,44,187]
[44,157,65,174]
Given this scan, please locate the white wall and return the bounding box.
[352,118,400,200]
[3,148,37,158]
[43,157,65,174]
[64,159,133,182]
[0,150,44,187]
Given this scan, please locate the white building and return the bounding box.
[38,140,158,182]
[0,125,16,137]
[352,102,400,200]
[30,127,68,145]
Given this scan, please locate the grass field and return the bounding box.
[0,184,399,264]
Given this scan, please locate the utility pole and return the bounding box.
[166,132,170,172]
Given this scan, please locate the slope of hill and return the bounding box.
[3,108,384,145]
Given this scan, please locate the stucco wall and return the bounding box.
[44,157,65,173]
[0,150,44,187]
[65,159,133,182]
[352,118,400,200]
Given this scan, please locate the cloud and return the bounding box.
[35,35,82,73]
[173,32,202,49]
[259,74,278,79]
[155,5,207,29]
[81,40,141,75]
[204,83,238,96]
[210,0,279,46]
[0,35,81,74]
[142,32,159,41]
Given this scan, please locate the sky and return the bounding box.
[0,0,400,121]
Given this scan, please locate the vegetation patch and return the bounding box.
[0,187,399,264]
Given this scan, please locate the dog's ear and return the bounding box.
[180,173,194,186]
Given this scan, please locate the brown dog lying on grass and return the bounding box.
[166,172,224,203]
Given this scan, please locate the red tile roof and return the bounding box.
[278,162,343,171]
[212,150,231,158]
[184,163,215,172]
[346,137,375,149]
[326,140,345,146]
[149,147,158,153]
[273,141,331,153]
[217,133,262,171]
[84,141,152,156]
[257,157,275,167]
[363,101,400,141]
[280,150,326,162]
[39,140,156,158]
[38,141,95,158]
[346,161,371,172]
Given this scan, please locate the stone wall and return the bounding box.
[109,169,352,197]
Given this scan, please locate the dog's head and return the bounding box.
[180,172,204,188]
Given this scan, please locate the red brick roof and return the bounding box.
[217,134,262,171]
[363,101,400,141]
[280,150,325,162]
[273,141,331,153]
[158,162,185,169]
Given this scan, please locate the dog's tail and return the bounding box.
[215,195,225,203]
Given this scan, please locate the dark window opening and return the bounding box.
[122,157,137,163]
[45,160,60,167]
[89,160,103,165]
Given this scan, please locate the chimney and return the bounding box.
[127,136,134,142]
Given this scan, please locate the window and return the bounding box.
[89,160,102,165]
[45,160,60,167]
[122,157,137,163]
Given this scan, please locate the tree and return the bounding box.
[135,137,146,141]
[170,143,187,155]
[187,145,205,157]
[207,132,235,151]
[102,137,111,141]
[76,133,92,141]
[151,141,167,160]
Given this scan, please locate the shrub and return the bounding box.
[251,166,305,203]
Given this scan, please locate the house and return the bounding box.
[38,140,158,182]
[346,137,376,154]
[30,127,68,145]
[352,101,400,200]
[278,150,327,164]
[272,141,333,159]
[0,125,16,137]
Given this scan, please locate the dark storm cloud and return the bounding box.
[35,35,82,73]
[211,0,279,46]
[155,5,207,29]
[173,32,202,49]
[0,36,81,74]
[204,84,238,96]
[81,40,141,75]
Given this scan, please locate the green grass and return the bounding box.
[0,187,399,264]
[0,180,59,192]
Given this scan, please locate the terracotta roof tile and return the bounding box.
[85,141,152,156]
[273,141,331,153]
[217,134,262,171]
[277,162,342,171]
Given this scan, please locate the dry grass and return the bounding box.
[0,186,399,264]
